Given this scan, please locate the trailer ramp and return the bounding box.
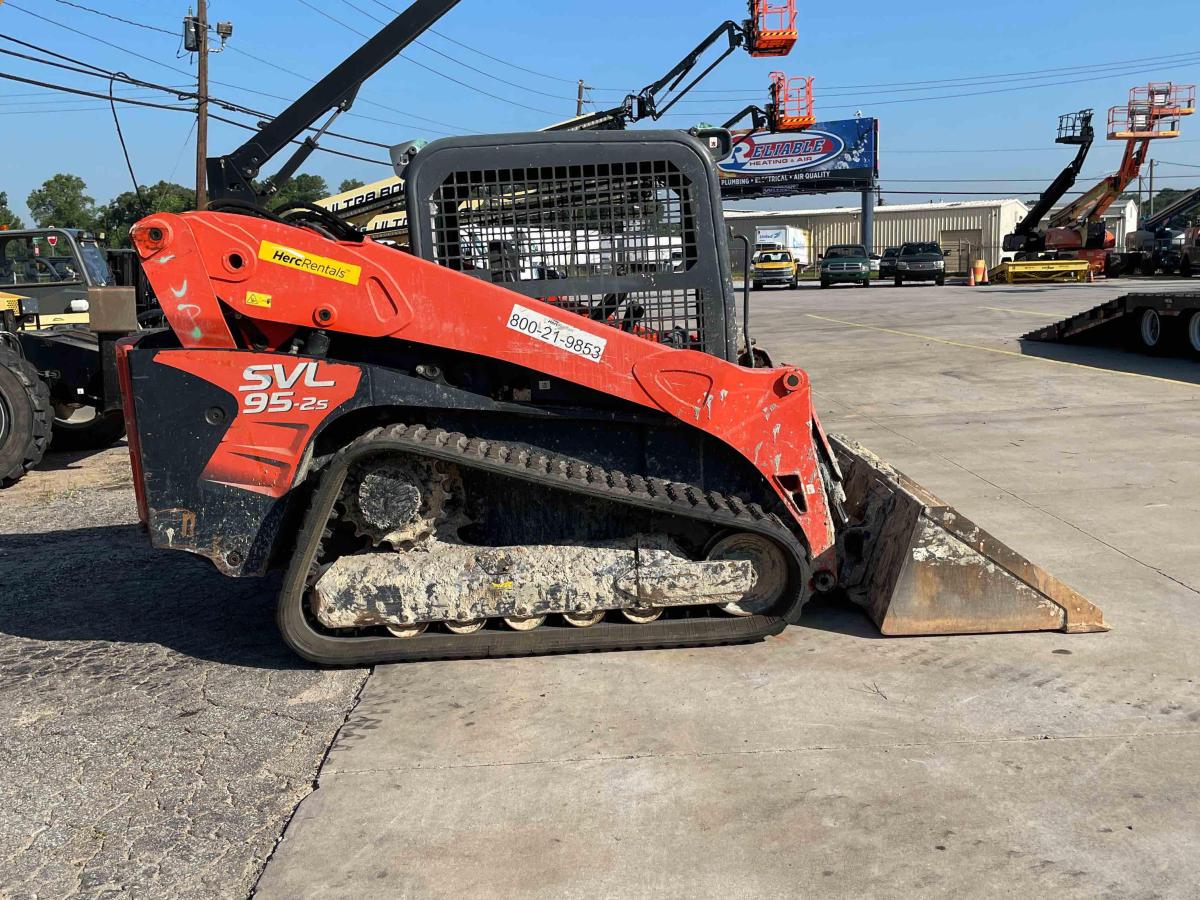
[1021,291,1200,350]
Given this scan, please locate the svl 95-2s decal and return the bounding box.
[156,351,362,496]
[239,361,336,414]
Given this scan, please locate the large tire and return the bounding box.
[0,347,52,486]
[1133,307,1166,354]
[51,405,126,451]
[1186,311,1200,359]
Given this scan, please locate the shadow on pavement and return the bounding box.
[1018,338,1200,384]
[797,593,884,639]
[0,524,307,670]
[35,444,127,473]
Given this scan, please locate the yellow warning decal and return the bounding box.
[258,240,361,285]
[245,291,273,308]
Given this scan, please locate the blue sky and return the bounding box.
[1,0,1198,222]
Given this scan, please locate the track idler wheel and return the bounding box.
[706,533,789,617]
[621,607,663,624]
[445,619,486,635]
[563,611,606,628]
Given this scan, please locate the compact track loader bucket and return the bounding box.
[831,436,1108,636]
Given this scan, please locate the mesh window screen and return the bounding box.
[421,160,708,350]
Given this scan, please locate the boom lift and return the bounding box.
[117,0,1106,665]
[1042,84,1194,275]
[989,110,1096,284]
[1002,110,1095,257]
[318,1,800,242]
[721,70,815,134]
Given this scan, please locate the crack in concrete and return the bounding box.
[323,727,1200,776]
[248,667,373,898]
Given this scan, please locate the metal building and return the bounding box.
[725,199,1138,272]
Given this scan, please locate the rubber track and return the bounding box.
[277,424,811,665]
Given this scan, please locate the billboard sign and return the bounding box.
[717,117,878,198]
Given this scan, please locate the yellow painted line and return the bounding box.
[979,305,1063,318]
[804,313,1200,387]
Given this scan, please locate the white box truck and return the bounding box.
[750,225,811,289]
[754,225,810,265]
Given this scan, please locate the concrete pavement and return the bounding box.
[255,281,1200,898]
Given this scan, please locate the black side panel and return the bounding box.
[18,329,104,406]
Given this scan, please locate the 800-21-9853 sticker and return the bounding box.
[506,304,607,362]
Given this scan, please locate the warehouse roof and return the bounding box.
[724,199,1029,218]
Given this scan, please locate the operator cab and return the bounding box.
[0,228,112,323]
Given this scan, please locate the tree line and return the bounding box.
[0,174,368,246]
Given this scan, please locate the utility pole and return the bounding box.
[577,79,586,117]
[185,5,231,209]
[195,0,209,209]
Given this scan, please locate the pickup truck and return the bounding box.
[750,249,800,289]
[894,241,946,286]
[819,244,871,288]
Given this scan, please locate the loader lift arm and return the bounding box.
[1003,110,1094,253]
[207,0,463,203]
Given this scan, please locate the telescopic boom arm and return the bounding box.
[207,0,463,202]
[545,2,796,132]
[1003,110,1094,252]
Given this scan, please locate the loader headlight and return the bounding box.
[18,297,40,316]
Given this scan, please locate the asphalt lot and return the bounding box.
[3,278,1199,898]
[0,451,368,897]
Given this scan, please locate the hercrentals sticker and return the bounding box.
[258,240,362,285]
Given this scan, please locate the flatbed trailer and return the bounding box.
[1022,291,1200,356]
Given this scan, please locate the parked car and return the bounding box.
[894,241,946,286]
[750,249,799,290]
[819,244,871,288]
[879,246,900,279]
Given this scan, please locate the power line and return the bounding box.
[48,0,176,36]
[0,41,394,152]
[292,0,557,114]
[8,0,472,134]
[656,54,1200,117]
[4,1,448,135]
[330,0,575,100]
[618,48,1200,94]
[0,69,391,167]
[223,46,466,133]
[359,0,581,84]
